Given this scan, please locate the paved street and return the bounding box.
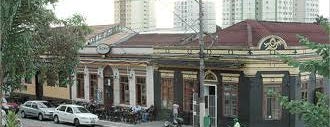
[21,117,192,127]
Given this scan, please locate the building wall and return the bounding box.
[18,77,70,100]
[71,64,154,108]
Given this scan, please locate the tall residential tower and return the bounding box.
[114,0,156,32]
[222,0,319,28]
[295,0,319,23]
[174,0,216,33]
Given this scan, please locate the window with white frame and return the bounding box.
[120,76,129,104]
[76,74,84,98]
[183,72,197,112]
[223,83,238,117]
[222,74,239,117]
[136,77,146,106]
[263,84,281,120]
[262,74,284,120]
[90,74,97,101]
[161,72,174,109]
[300,75,309,100]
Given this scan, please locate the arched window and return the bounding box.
[204,71,218,82]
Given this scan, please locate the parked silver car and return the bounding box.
[19,100,56,121]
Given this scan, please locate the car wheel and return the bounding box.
[38,113,43,121]
[74,118,80,127]
[21,111,26,118]
[54,115,60,124]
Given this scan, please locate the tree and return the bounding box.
[315,15,330,33]
[0,0,90,99]
[276,17,330,127]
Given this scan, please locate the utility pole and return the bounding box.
[198,0,206,126]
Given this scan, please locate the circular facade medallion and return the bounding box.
[259,36,287,50]
[96,44,111,54]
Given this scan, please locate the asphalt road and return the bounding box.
[21,117,102,127]
[21,116,192,127]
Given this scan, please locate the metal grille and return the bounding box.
[209,95,217,126]
[193,93,199,127]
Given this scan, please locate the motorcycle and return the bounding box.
[163,116,183,127]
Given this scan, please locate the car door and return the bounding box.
[30,102,39,117]
[57,106,67,122]
[23,102,32,115]
[64,107,75,123]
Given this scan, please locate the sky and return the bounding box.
[54,0,330,27]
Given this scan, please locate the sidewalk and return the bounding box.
[98,120,193,127]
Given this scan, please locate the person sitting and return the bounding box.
[147,105,155,121]
[131,105,142,113]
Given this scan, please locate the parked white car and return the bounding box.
[53,104,99,127]
[1,109,6,127]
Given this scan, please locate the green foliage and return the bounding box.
[277,17,330,127]
[280,35,330,78]
[273,92,329,127]
[315,15,330,33]
[0,0,90,93]
[6,110,21,127]
[279,17,330,78]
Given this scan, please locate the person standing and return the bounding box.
[172,103,179,123]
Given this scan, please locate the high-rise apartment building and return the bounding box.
[222,0,319,28]
[114,0,156,32]
[174,0,216,33]
[296,0,319,23]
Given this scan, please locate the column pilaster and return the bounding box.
[97,67,104,104]
[129,69,136,106]
[113,67,120,105]
[146,66,154,107]
[84,66,90,101]
[71,73,77,100]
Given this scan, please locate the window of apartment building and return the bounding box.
[77,74,84,98]
[136,77,146,106]
[120,76,129,105]
[223,83,238,117]
[263,84,281,120]
[90,74,97,101]
[161,74,174,109]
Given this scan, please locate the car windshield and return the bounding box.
[38,102,54,108]
[73,107,89,113]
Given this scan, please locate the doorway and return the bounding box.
[204,84,217,127]
[103,66,113,109]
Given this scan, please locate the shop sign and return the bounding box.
[96,44,111,54]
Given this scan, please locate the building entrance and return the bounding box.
[103,66,113,109]
[204,84,217,127]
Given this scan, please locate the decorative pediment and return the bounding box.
[205,70,218,82]
[259,35,287,50]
